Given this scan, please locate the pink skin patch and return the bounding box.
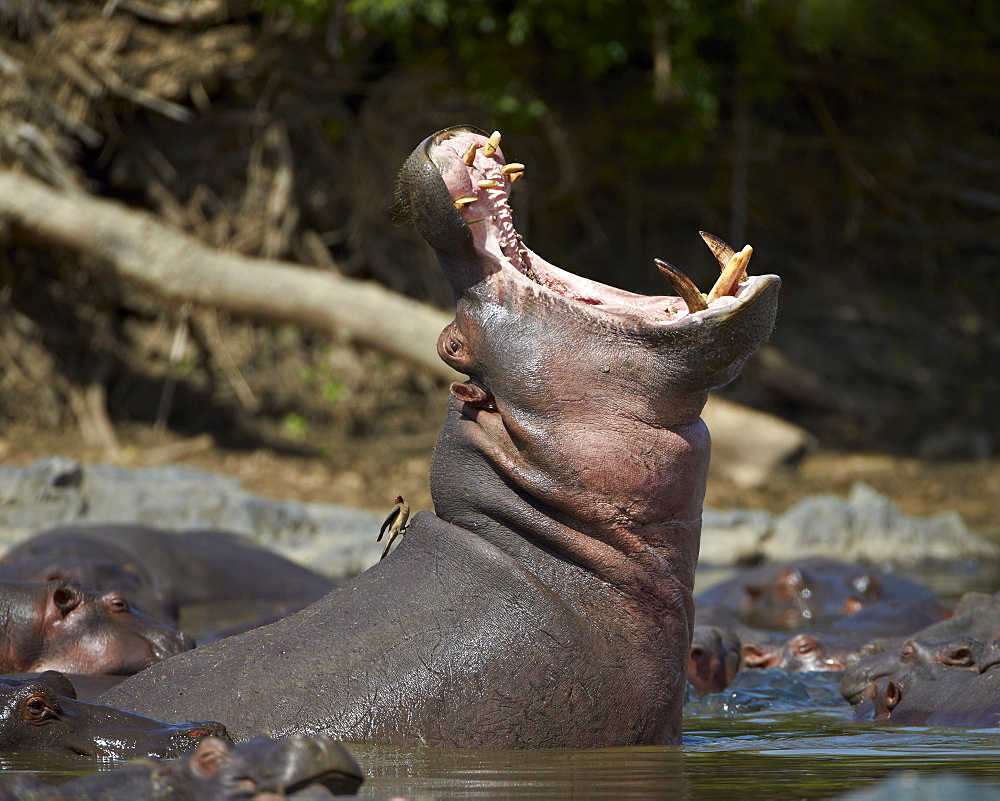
[432,130,755,325]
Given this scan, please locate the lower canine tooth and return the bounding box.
[654,258,708,313]
[699,231,736,269]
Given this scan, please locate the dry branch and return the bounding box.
[0,169,461,383]
[0,169,813,482]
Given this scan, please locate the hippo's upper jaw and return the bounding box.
[396,125,782,422]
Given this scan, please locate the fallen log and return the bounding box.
[0,169,460,382]
[0,168,812,484]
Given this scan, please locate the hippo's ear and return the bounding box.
[34,671,77,699]
[741,643,780,669]
[51,582,83,616]
[188,737,232,778]
[884,680,902,711]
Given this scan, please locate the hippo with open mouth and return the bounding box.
[101,125,780,749]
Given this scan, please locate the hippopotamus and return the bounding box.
[871,662,1000,727]
[100,125,780,749]
[0,671,228,759]
[695,557,938,630]
[689,623,743,695]
[739,597,947,674]
[0,732,362,799]
[0,579,193,675]
[842,591,1000,708]
[0,524,336,625]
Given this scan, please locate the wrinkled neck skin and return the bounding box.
[431,280,709,618]
[396,125,780,667]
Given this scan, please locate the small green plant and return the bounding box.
[283,412,309,439]
[322,379,347,402]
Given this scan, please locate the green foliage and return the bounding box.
[322,378,347,401]
[282,412,308,439]
[267,0,1000,160]
[300,365,348,403]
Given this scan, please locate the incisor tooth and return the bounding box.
[461,142,477,166]
[482,131,501,158]
[509,171,524,184]
[477,179,500,189]
[654,258,708,313]
[706,245,752,302]
[453,196,477,209]
[501,163,525,176]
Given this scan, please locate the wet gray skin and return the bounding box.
[100,126,779,749]
[0,733,362,799]
[0,579,194,675]
[0,525,336,626]
[0,671,229,759]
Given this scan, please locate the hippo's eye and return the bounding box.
[23,695,58,724]
[108,595,129,612]
[447,339,461,354]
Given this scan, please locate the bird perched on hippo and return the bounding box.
[101,125,781,749]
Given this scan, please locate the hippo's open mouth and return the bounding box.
[418,125,775,328]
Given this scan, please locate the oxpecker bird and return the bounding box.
[378,495,410,560]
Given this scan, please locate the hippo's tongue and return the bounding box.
[425,126,767,325]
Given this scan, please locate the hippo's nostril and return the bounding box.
[185,728,213,738]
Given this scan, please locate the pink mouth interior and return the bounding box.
[433,130,754,326]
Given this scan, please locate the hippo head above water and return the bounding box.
[396,125,780,581]
[100,126,779,750]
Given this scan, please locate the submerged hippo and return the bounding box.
[0,671,228,759]
[740,597,947,674]
[0,524,336,625]
[696,557,938,630]
[689,623,743,695]
[871,662,1000,727]
[842,591,1000,707]
[101,125,780,748]
[0,732,362,799]
[0,579,193,675]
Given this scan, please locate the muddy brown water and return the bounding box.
[5,564,1000,799]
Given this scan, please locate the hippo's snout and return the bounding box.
[144,622,196,664]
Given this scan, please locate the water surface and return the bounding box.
[8,562,1000,799]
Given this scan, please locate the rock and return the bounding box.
[764,483,998,563]
[702,396,815,488]
[698,508,775,564]
[0,458,382,578]
[3,461,994,572]
[837,772,999,801]
[699,482,998,566]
